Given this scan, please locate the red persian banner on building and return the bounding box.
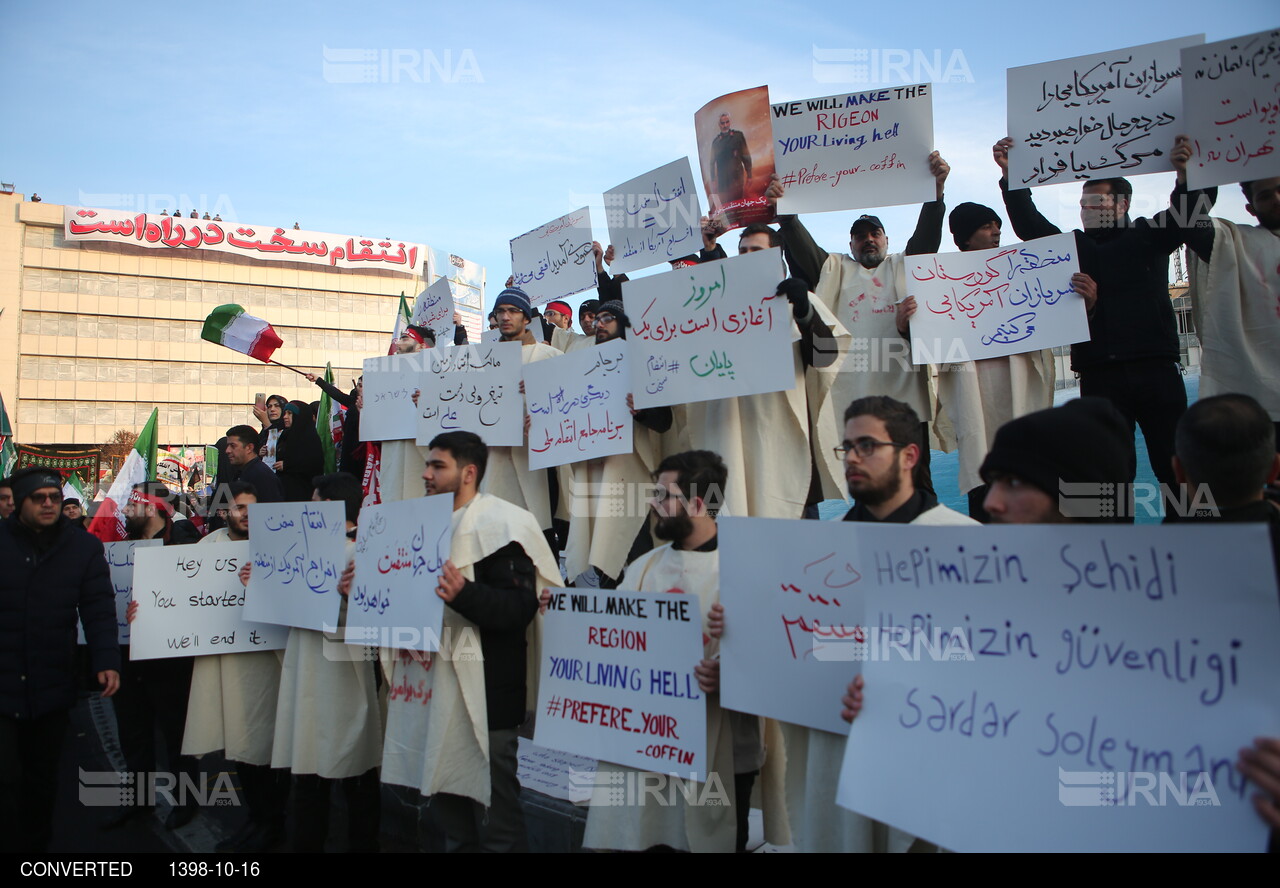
[63,207,425,274]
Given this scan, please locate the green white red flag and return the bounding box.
[201,304,284,363]
[88,409,159,542]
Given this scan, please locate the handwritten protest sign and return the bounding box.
[517,737,597,804]
[1006,35,1204,188]
[906,233,1087,363]
[344,494,453,653]
[411,277,456,333]
[245,501,346,632]
[481,329,501,343]
[719,517,864,735]
[1182,29,1280,190]
[695,86,777,230]
[129,541,290,660]
[771,84,935,214]
[834,524,1280,852]
[524,343,632,471]
[604,158,703,274]
[510,208,597,306]
[536,589,707,781]
[64,207,424,273]
[361,353,424,442]
[626,247,793,409]
[78,539,162,645]
[414,341,523,446]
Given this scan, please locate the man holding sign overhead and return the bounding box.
[994,134,1216,493]
[770,151,952,503]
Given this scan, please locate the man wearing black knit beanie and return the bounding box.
[978,396,1134,523]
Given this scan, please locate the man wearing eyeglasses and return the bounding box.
[780,397,974,854]
[839,396,977,526]
[0,467,121,852]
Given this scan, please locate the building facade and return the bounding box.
[0,192,485,450]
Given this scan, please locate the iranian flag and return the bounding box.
[317,363,344,473]
[88,409,159,542]
[201,304,284,362]
[387,292,412,355]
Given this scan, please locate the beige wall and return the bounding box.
[0,193,421,447]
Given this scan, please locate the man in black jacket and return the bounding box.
[992,134,1215,492]
[0,467,120,852]
[223,425,285,504]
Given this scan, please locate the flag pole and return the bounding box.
[268,359,310,377]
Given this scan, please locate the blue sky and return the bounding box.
[2,2,1275,311]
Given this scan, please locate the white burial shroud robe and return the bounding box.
[583,542,789,852]
[271,539,383,778]
[682,298,846,520]
[182,528,283,765]
[936,351,1055,495]
[379,494,562,805]
[1188,220,1280,420]
[808,252,936,498]
[480,342,562,529]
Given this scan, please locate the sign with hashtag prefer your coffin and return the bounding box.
[536,589,708,782]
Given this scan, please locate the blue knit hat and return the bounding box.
[494,287,532,319]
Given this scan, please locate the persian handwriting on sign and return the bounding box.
[1183,30,1280,189]
[1035,56,1183,111]
[254,505,341,594]
[530,411,629,454]
[605,158,704,275]
[510,207,598,304]
[512,239,595,285]
[246,501,346,633]
[65,209,420,271]
[690,350,735,379]
[524,344,633,471]
[907,233,1086,363]
[626,247,795,410]
[1006,36,1203,187]
[347,496,453,654]
[416,342,523,446]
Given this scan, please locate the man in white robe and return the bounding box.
[368,430,561,851]
[769,152,953,503]
[678,225,849,520]
[1184,175,1280,443]
[478,288,561,540]
[271,472,383,852]
[932,201,1076,518]
[163,483,286,851]
[581,450,788,853]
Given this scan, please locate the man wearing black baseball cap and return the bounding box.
[0,467,121,851]
[766,152,953,510]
